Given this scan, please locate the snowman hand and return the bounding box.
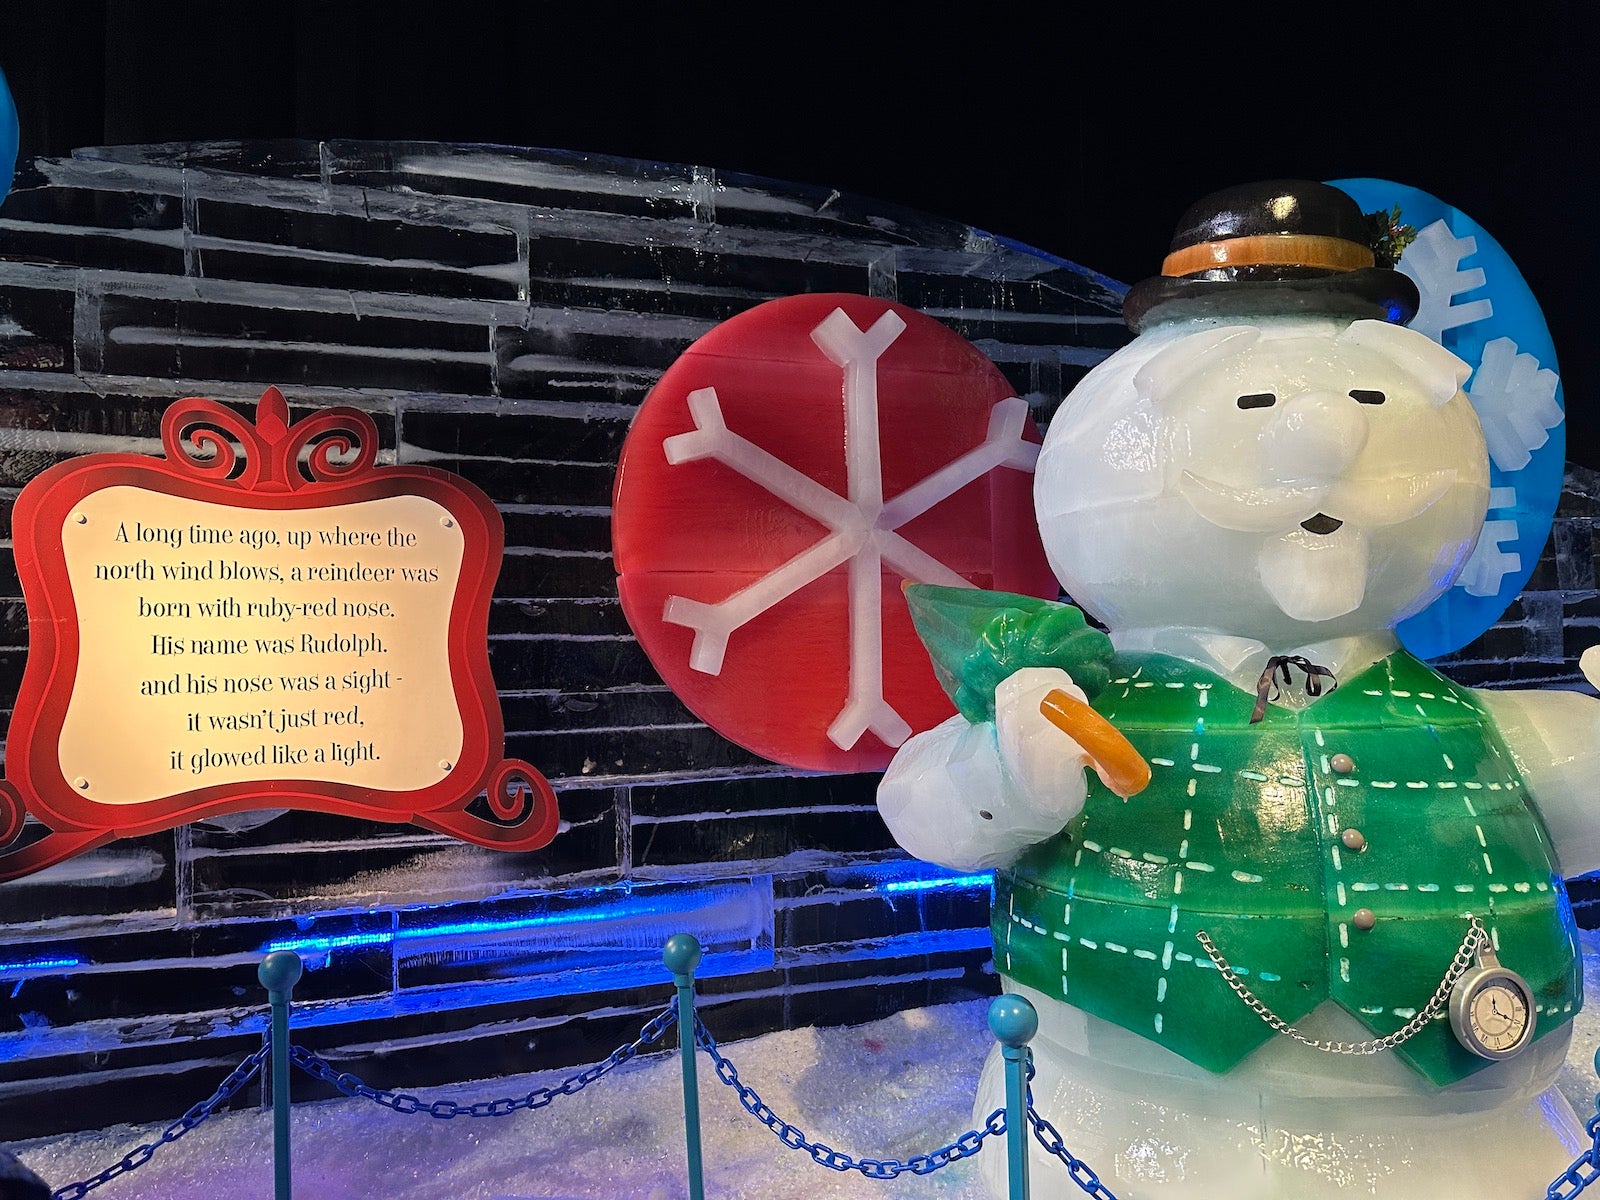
[878,666,1095,872]
[994,668,1097,828]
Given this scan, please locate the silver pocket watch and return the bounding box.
[1448,929,1536,1060]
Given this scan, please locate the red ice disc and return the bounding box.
[613,293,1058,773]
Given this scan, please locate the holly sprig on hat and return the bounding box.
[1364,204,1417,268]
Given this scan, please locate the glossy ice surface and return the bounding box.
[974,983,1582,1199]
[1035,317,1488,644]
[878,304,1597,1195]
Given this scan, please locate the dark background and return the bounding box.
[3,3,1595,460]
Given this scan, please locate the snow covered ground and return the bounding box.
[14,1000,997,1200]
[15,935,1600,1200]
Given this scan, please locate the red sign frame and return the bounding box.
[0,387,558,882]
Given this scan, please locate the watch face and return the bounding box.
[1450,959,1537,1061]
[1465,979,1529,1056]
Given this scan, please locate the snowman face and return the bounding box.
[1035,318,1489,645]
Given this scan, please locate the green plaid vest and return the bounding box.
[995,649,1581,1085]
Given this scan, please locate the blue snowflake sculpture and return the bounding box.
[1332,178,1566,660]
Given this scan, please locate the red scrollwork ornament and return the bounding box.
[1,387,559,881]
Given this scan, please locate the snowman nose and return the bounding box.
[1260,390,1370,484]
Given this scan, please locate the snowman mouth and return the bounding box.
[1178,468,1456,533]
[1300,513,1343,535]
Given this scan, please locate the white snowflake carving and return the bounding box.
[1469,336,1562,472]
[1397,218,1563,603]
[1399,219,1493,341]
[1457,486,1521,597]
[659,307,1041,751]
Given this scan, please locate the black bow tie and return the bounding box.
[1251,655,1337,724]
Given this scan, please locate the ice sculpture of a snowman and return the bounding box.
[879,180,1596,1198]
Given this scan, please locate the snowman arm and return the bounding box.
[995,667,1103,812]
[877,667,1093,872]
[1475,683,1600,876]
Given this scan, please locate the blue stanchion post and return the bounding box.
[989,993,1039,1200]
[258,950,304,1200]
[663,934,705,1200]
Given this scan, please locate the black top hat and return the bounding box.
[1122,180,1419,333]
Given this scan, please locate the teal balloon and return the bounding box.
[0,65,17,207]
[1330,179,1565,660]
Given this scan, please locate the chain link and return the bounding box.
[694,1016,1006,1177]
[1025,1098,1122,1200]
[36,970,1600,1200]
[1196,915,1487,1055]
[1548,1112,1600,1198]
[288,1004,678,1118]
[50,1041,271,1200]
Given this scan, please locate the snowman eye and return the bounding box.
[1350,389,1386,405]
[1236,392,1276,410]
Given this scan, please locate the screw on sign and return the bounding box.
[613,294,1058,773]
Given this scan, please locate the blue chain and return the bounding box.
[1548,1111,1600,1198]
[694,1015,1006,1178]
[1026,1091,1121,1200]
[37,987,1600,1200]
[50,1041,271,1200]
[287,1003,678,1118]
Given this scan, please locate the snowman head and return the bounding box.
[1034,315,1488,645]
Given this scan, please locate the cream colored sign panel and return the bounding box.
[59,489,466,804]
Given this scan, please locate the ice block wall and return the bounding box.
[0,140,1133,1138]
[1435,462,1600,687]
[0,142,1594,1138]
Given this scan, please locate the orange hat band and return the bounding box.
[1162,233,1376,279]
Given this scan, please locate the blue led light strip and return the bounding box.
[405,905,624,942]
[881,873,993,894]
[265,886,751,956]
[264,931,393,954]
[0,956,82,974]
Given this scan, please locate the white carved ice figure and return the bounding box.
[1399,218,1494,342]
[878,313,1600,1198]
[1398,222,1561,475]
[1034,318,1488,647]
[881,668,1093,870]
[1470,335,1563,472]
[660,306,1040,751]
[1457,486,1522,598]
[1395,218,1563,601]
[885,314,1496,893]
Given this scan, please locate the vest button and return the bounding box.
[1352,907,1377,931]
[1341,828,1366,851]
[1330,753,1356,775]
